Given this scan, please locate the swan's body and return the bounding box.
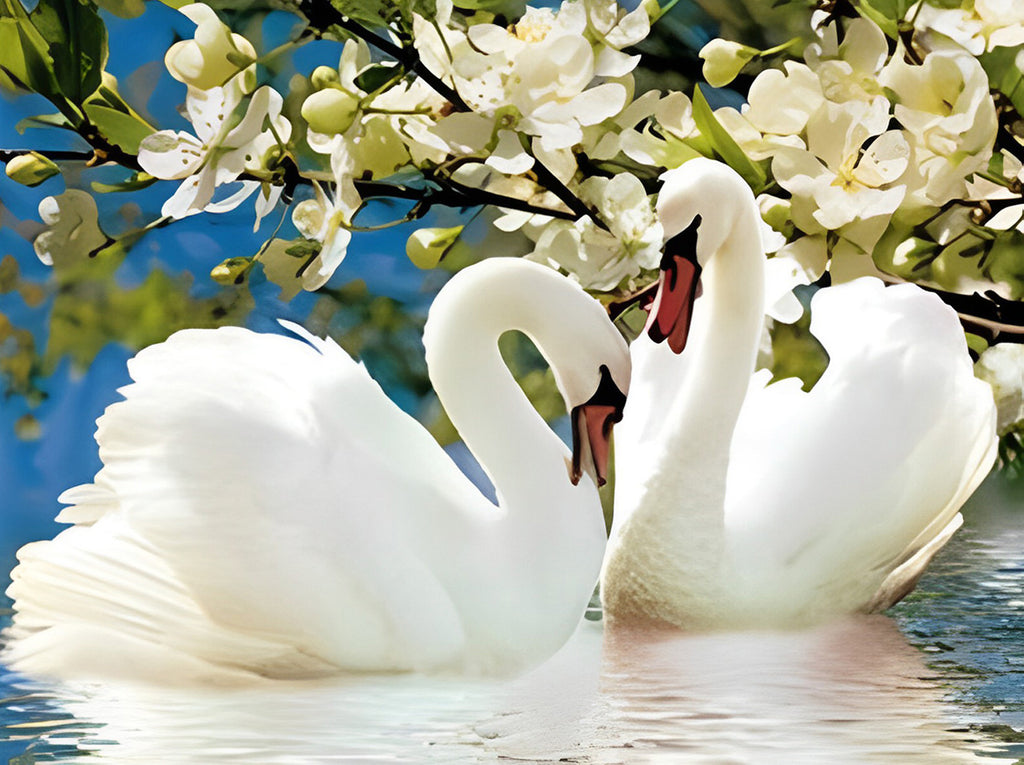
[601,159,998,629]
[5,258,630,680]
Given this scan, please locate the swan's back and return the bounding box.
[6,325,486,678]
[725,279,997,622]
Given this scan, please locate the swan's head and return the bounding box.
[533,270,630,489]
[423,257,630,489]
[646,158,756,353]
[569,360,629,488]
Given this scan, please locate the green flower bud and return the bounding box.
[5,152,60,187]
[406,226,464,270]
[699,39,758,88]
[210,256,253,285]
[310,65,340,90]
[301,88,360,135]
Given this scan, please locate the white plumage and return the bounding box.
[601,159,998,629]
[5,258,630,681]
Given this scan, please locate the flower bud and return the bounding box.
[310,66,340,90]
[301,88,360,135]
[405,226,464,269]
[5,152,60,187]
[699,38,757,88]
[164,3,257,93]
[210,256,253,285]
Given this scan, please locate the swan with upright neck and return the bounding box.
[601,158,997,629]
[5,257,630,681]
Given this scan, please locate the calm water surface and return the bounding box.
[1,483,1021,764]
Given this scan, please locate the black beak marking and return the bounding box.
[647,214,703,354]
[570,364,628,487]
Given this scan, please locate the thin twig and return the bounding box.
[294,0,603,229]
[295,0,469,111]
[877,272,1024,337]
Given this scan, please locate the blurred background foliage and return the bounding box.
[0,0,1013,472]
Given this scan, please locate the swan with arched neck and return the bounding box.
[5,257,630,681]
[601,158,997,630]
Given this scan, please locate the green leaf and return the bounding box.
[29,0,109,106]
[0,5,61,97]
[452,0,525,15]
[83,103,155,154]
[94,0,146,18]
[354,63,398,94]
[157,0,192,7]
[852,0,901,38]
[690,85,767,191]
[91,171,157,193]
[405,225,463,269]
[980,45,1024,118]
[15,112,73,132]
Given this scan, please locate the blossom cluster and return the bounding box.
[15,0,1024,315]
[118,0,672,294]
[704,12,1002,294]
[9,0,1024,460]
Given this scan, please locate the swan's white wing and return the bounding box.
[724,279,997,619]
[8,326,490,675]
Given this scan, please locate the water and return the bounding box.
[1,483,1021,764]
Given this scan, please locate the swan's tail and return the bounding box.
[4,518,338,683]
[865,401,999,612]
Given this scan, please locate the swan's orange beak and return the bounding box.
[570,365,627,487]
[645,215,702,355]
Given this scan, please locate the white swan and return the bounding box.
[601,158,998,629]
[4,257,630,681]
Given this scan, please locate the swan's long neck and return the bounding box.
[604,204,765,625]
[668,214,766,475]
[424,267,586,517]
[424,261,611,669]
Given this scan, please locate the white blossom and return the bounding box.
[772,98,909,239]
[527,172,662,291]
[164,3,256,97]
[416,0,642,159]
[880,48,997,207]
[290,182,354,292]
[713,62,824,161]
[976,343,1024,434]
[911,0,1024,55]
[139,86,291,220]
[805,15,888,103]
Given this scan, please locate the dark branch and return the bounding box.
[529,157,604,226]
[293,0,604,229]
[356,177,577,220]
[877,273,1024,341]
[0,139,141,171]
[295,0,469,111]
[1,147,576,221]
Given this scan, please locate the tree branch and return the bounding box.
[295,0,469,111]
[293,0,604,229]
[1,147,577,222]
[356,178,577,221]
[877,273,1024,340]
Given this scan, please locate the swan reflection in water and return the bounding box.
[4,615,1008,764]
